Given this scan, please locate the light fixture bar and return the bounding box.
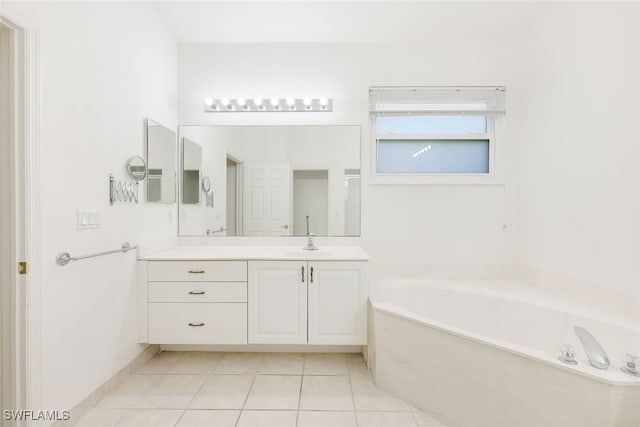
[204,97,333,112]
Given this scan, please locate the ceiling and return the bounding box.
[153,1,551,44]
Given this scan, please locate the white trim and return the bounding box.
[0,6,41,423]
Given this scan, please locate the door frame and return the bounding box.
[0,5,41,422]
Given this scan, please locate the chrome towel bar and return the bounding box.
[55,242,136,266]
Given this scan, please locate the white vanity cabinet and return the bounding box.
[141,260,248,345]
[248,261,368,345]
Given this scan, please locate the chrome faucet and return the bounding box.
[302,215,319,251]
[574,326,610,370]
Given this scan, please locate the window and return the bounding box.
[370,86,505,184]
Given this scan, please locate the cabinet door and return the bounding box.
[248,261,307,344]
[308,262,368,345]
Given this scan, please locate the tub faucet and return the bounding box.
[574,326,610,370]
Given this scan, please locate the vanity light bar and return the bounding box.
[203,97,333,112]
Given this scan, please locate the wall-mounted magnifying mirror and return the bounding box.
[127,156,147,182]
[202,176,211,193]
[145,119,177,203]
[177,125,361,237]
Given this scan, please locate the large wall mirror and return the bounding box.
[178,125,361,237]
[145,119,177,203]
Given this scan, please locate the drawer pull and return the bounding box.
[188,291,206,295]
[188,322,205,327]
[188,270,205,274]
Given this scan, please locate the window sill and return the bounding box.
[369,173,505,186]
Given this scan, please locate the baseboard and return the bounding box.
[160,344,363,353]
[53,344,160,427]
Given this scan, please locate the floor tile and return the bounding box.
[168,352,222,374]
[74,408,127,427]
[213,352,264,374]
[304,353,348,375]
[136,351,182,374]
[297,410,358,427]
[189,374,254,409]
[258,352,305,375]
[244,375,302,410]
[97,375,165,409]
[299,375,353,411]
[357,411,418,427]
[115,409,184,426]
[351,375,414,411]
[133,375,206,409]
[235,410,297,427]
[413,410,449,427]
[176,410,240,426]
[346,354,371,376]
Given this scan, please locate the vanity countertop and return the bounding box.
[138,246,370,261]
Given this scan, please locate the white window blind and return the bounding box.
[369,86,506,116]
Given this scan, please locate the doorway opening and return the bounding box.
[293,170,329,236]
[0,10,37,421]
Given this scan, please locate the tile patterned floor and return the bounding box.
[76,352,447,427]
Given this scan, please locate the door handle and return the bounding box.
[301,266,305,283]
[310,267,314,283]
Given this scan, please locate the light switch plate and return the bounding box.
[77,209,102,230]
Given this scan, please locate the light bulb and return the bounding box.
[270,98,280,109]
[204,97,214,107]
[254,97,263,107]
[286,97,295,106]
[303,97,312,107]
[221,97,230,106]
[319,97,328,106]
[237,97,246,107]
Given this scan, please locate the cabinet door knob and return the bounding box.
[189,291,206,295]
[188,322,205,327]
[188,270,205,274]
[281,224,289,229]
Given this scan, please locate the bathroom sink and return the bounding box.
[282,249,333,258]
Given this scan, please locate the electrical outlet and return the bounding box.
[77,209,102,230]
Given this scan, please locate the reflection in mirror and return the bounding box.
[181,137,202,205]
[145,119,177,203]
[127,156,147,182]
[177,125,361,237]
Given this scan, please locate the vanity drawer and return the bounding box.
[148,303,247,344]
[148,282,247,303]
[148,261,247,282]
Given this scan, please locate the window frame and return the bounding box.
[370,87,506,186]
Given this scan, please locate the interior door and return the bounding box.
[243,163,291,236]
[248,261,307,344]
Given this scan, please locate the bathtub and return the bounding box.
[369,280,640,427]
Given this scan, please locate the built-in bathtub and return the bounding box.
[369,280,640,427]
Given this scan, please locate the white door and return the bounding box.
[308,262,368,345]
[243,163,291,236]
[248,261,307,344]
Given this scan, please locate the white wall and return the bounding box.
[514,2,639,318]
[178,41,521,271]
[4,1,177,419]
